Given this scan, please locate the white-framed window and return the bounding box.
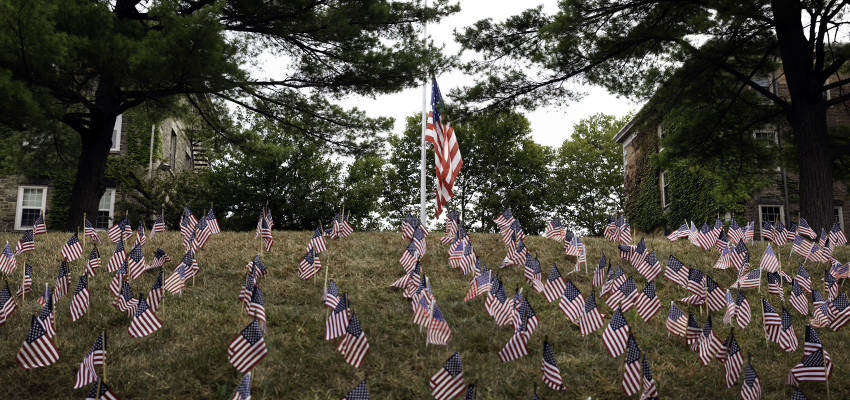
[754,128,777,144]
[661,170,670,209]
[110,114,123,152]
[835,206,843,231]
[15,186,47,230]
[95,189,116,230]
[758,204,784,240]
[752,73,776,95]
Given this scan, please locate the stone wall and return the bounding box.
[0,175,53,232]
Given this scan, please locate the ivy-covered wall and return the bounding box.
[624,130,665,232]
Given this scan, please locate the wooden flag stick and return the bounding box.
[668,301,673,338]
[425,277,430,347]
[825,361,831,400]
[760,299,768,346]
[323,258,330,319]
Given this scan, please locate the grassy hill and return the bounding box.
[0,230,847,399]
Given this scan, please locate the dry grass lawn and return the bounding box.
[0,230,848,399]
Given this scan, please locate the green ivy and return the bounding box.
[665,166,723,228]
[46,172,75,230]
[625,130,665,232]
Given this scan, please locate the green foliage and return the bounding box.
[0,0,460,230]
[663,167,723,230]
[343,155,387,231]
[550,113,630,235]
[45,172,74,230]
[450,110,549,234]
[453,0,850,232]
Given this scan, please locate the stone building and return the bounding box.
[614,68,849,238]
[0,114,205,231]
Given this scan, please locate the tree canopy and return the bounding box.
[454,0,850,233]
[0,0,458,230]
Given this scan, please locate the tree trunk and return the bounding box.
[790,104,834,235]
[65,78,122,232]
[772,0,834,235]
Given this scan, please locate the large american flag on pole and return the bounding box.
[425,78,462,218]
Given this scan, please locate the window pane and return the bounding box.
[20,208,40,227]
[95,211,110,230]
[835,207,841,223]
[21,188,43,208]
[111,115,122,150]
[99,191,112,210]
[761,206,781,223]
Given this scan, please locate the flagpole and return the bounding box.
[418,0,429,225]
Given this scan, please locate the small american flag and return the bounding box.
[697,315,722,365]
[635,281,661,322]
[666,303,686,337]
[513,296,538,335]
[16,315,59,369]
[85,378,120,400]
[772,220,788,246]
[206,208,221,234]
[593,253,607,287]
[70,275,90,322]
[696,222,716,249]
[761,220,775,243]
[735,268,761,290]
[758,244,780,273]
[14,230,34,255]
[723,332,742,388]
[324,280,339,309]
[336,310,370,368]
[602,308,631,358]
[464,272,491,302]
[544,216,565,241]
[53,261,70,303]
[789,279,808,315]
[523,254,544,292]
[247,286,267,333]
[543,264,567,303]
[37,292,55,338]
[622,334,642,395]
[789,387,809,400]
[151,213,165,237]
[686,312,702,351]
[740,362,761,400]
[298,247,321,281]
[829,222,847,245]
[106,240,126,273]
[664,255,689,288]
[778,308,798,352]
[310,225,326,253]
[499,309,530,362]
[150,248,170,269]
[637,250,661,281]
[798,218,816,239]
[163,264,186,294]
[73,332,105,389]
[193,216,211,249]
[766,271,784,302]
[727,217,743,243]
[228,319,268,373]
[107,219,125,243]
[705,276,726,312]
[763,299,781,342]
[606,276,637,311]
[792,234,813,258]
[493,208,514,230]
[427,304,451,346]
[229,373,252,400]
[116,280,139,318]
[135,221,147,247]
[667,222,690,241]
[148,272,163,313]
[430,351,465,400]
[641,356,658,399]
[32,212,46,235]
[541,340,565,390]
[127,244,146,281]
[341,379,369,400]
[86,247,101,277]
[16,263,32,297]
[61,232,83,261]
[325,294,349,340]
[0,285,17,327]
[831,292,850,331]
[579,291,604,336]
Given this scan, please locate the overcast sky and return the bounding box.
[256,0,641,148]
